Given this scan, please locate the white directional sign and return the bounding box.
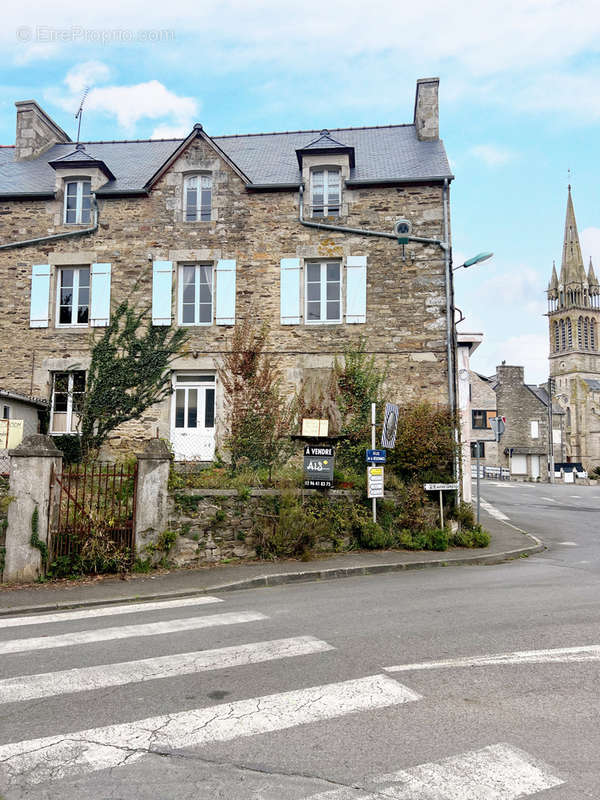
[367,466,384,498]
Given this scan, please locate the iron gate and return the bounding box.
[49,462,138,564]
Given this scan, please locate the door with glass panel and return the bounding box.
[170,374,216,461]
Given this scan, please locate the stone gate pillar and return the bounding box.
[135,439,172,556]
[4,435,62,583]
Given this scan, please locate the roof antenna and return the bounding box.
[75,87,89,144]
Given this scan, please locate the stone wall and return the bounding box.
[0,133,451,457]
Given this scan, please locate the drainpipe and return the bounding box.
[0,195,99,252]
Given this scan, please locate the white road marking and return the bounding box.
[479,498,509,521]
[372,743,563,799]
[0,636,334,703]
[0,675,421,786]
[0,596,223,629]
[541,496,557,503]
[570,495,582,498]
[385,643,600,672]
[559,541,578,546]
[0,611,267,655]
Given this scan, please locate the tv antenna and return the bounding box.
[75,88,89,143]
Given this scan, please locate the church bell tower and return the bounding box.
[547,186,600,464]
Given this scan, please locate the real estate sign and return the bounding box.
[303,444,335,489]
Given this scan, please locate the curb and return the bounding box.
[0,531,544,618]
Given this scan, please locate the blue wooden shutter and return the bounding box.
[280,258,301,324]
[90,263,111,327]
[152,261,173,326]
[29,264,51,328]
[216,259,236,325]
[345,256,367,324]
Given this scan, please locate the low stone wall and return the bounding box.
[167,488,362,567]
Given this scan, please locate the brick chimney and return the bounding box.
[14,100,71,161]
[413,78,439,141]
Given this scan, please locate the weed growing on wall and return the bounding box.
[80,301,188,455]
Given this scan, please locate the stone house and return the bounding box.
[0,388,46,473]
[547,186,600,470]
[467,364,565,481]
[0,79,455,461]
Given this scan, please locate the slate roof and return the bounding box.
[0,123,452,197]
[527,385,564,415]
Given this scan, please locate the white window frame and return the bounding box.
[305,260,342,325]
[311,168,341,217]
[183,174,212,222]
[50,371,86,435]
[530,420,539,439]
[56,266,90,328]
[178,264,214,326]
[63,180,92,224]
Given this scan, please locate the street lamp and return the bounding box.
[453,251,494,271]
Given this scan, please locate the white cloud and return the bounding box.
[65,61,110,95]
[13,42,60,66]
[470,144,515,167]
[151,123,190,139]
[470,333,549,384]
[86,80,197,131]
[581,227,600,270]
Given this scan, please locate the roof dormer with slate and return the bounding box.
[0,79,452,202]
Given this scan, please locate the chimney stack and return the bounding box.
[14,100,71,161]
[414,78,439,141]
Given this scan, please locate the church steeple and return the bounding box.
[561,185,586,285]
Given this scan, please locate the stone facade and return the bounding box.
[0,81,454,461]
[468,370,499,469]
[547,187,600,469]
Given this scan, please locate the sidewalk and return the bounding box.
[0,513,542,616]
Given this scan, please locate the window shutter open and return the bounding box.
[90,263,111,327]
[29,264,51,328]
[280,258,301,324]
[152,261,173,326]
[345,256,367,324]
[216,259,236,325]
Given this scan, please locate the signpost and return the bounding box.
[423,482,459,529]
[367,466,384,498]
[303,444,335,489]
[381,403,399,449]
[366,449,386,464]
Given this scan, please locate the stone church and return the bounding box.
[547,186,600,469]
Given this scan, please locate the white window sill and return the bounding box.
[305,320,342,326]
[179,321,213,327]
[56,324,89,330]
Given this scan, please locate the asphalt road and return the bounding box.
[1,481,599,799]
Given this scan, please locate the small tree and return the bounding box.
[80,301,188,455]
[333,338,386,472]
[388,402,457,483]
[218,317,293,478]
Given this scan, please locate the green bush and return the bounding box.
[353,518,394,550]
[452,501,476,529]
[52,435,82,465]
[254,493,324,559]
[426,528,449,551]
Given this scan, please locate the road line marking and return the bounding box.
[570,495,582,498]
[479,499,509,521]
[0,611,267,656]
[372,743,564,799]
[541,496,557,503]
[0,596,223,629]
[0,675,421,786]
[0,636,334,703]
[385,643,600,672]
[559,541,578,546]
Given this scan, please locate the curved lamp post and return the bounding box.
[454,251,494,271]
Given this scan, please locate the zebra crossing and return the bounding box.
[0,594,565,796]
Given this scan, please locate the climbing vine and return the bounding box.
[29,505,48,566]
[80,301,188,455]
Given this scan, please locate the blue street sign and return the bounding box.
[366,449,387,463]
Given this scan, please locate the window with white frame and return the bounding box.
[305,261,341,323]
[530,420,539,439]
[311,168,340,217]
[184,174,212,222]
[50,371,85,434]
[57,267,90,326]
[179,264,213,325]
[64,180,92,224]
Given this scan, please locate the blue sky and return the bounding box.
[2,0,600,384]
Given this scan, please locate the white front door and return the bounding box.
[530,455,540,480]
[170,374,216,461]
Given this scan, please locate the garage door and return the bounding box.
[511,454,527,474]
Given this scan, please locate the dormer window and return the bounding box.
[64,180,92,224]
[184,174,212,222]
[311,168,340,217]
